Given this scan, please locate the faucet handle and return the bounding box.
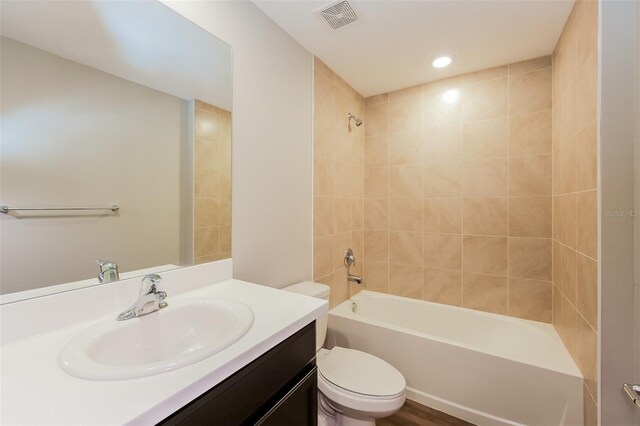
[140,274,162,295]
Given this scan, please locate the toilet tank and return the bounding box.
[283,281,330,352]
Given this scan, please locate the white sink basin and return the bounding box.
[60,298,254,380]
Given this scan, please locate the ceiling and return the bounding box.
[253,0,574,97]
[1,0,232,110]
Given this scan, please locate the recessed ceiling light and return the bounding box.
[432,56,452,68]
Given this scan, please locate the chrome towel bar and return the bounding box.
[0,205,120,214]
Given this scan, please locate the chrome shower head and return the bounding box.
[347,112,363,132]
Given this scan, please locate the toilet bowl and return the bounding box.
[284,282,406,426]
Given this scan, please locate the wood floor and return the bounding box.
[377,400,475,426]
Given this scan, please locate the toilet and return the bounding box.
[284,282,406,426]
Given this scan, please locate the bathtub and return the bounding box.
[326,291,583,426]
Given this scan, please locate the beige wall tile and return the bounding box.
[389,131,422,165]
[576,49,598,131]
[561,295,578,354]
[364,167,389,198]
[363,260,389,293]
[553,284,563,329]
[553,240,562,285]
[352,198,364,230]
[194,169,220,198]
[388,84,423,102]
[560,244,578,304]
[424,197,462,233]
[575,121,597,191]
[463,157,508,196]
[220,198,231,227]
[509,111,552,156]
[561,82,577,142]
[463,235,508,275]
[389,231,422,266]
[423,76,462,95]
[508,56,551,75]
[314,197,334,237]
[463,117,508,160]
[364,198,388,230]
[423,233,462,270]
[560,193,577,248]
[423,125,463,162]
[423,268,462,306]
[577,253,598,329]
[194,227,220,258]
[509,278,552,322]
[365,135,388,167]
[509,197,552,237]
[365,93,388,106]
[575,314,597,398]
[389,198,422,232]
[509,68,552,116]
[351,166,364,198]
[219,226,231,253]
[576,190,597,258]
[334,198,352,233]
[313,235,334,279]
[195,198,220,228]
[314,155,334,197]
[423,161,462,197]
[334,161,352,197]
[389,95,422,133]
[364,230,388,261]
[364,102,388,136]
[463,65,508,84]
[389,264,423,299]
[560,138,577,193]
[509,154,551,196]
[463,272,508,314]
[584,387,597,426]
[509,237,552,280]
[389,165,423,198]
[423,89,462,128]
[463,197,507,236]
[463,77,508,122]
[576,0,598,67]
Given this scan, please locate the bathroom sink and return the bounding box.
[60,298,254,380]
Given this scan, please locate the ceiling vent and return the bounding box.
[318,1,359,30]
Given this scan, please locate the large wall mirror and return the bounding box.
[0,0,232,302]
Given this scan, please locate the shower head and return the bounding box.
[347,112,363,131]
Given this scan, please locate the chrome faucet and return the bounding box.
[116,274,167,321]
[97,260,119,283]
[344,249,363,285]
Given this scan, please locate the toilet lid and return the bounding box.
[317,347,406,397]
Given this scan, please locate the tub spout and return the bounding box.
[348,274,363,285]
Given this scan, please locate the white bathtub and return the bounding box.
[326,291,583,426]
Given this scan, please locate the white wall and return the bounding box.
[599,0,638,424]
[0,37,186,294]
[163,0,313,288]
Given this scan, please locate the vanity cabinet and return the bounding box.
[159,322,317,426]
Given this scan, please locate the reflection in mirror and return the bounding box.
[0,0,232,302]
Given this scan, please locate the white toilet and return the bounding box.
[284,282,406,426]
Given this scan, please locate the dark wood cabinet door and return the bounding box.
[256,366,318,426]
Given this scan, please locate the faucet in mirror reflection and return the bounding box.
[97,260,119,284]
[344,249,363,285]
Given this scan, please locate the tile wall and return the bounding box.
[362,57,553,323]
[313,58,365,308]
[551,0,599,423]
[194,99,232,264]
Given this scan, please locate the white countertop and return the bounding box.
[1,278,327,425]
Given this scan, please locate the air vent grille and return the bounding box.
[319,1,358,30]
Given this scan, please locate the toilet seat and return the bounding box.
[317,347,406,398]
